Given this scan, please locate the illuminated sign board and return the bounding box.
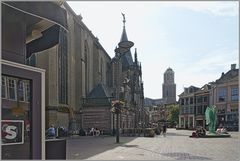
[1,120,24,145]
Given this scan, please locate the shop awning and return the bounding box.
[2,1,68,31]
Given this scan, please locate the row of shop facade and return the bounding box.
[178,64,239,130]
[1,1,148,159]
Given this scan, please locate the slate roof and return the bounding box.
[120,26,134,71]
[120,27,128,42]
[121,51,133,71]
[87,84,112,98]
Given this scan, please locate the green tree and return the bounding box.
[166,104,180,127]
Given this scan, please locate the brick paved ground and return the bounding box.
[66,128,240,160]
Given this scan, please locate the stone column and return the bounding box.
[193,115,195,128]
[183,116,186,129]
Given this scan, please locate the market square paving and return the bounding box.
[66,128,240,160]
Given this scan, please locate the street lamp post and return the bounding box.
[113,13,134,143]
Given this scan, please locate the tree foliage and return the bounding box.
[166,104,180,127]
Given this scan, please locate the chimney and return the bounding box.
[231,64,236,70]
[221,72,224,77]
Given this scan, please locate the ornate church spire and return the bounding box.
[120,13,128,42]
[122,12,126,27]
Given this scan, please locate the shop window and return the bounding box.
[2,76,7,99]
[2,76,31,159]
[231,87,238,101]
[18,80,25,102]
[8,78,17,100]
[25,83,30,102]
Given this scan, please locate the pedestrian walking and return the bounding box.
[163,123,167,137]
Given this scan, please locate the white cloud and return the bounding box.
[165,1,239,17]
[185,48,238,73]
[66,1,238,99]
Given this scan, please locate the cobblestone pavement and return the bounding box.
[66,128,240,160]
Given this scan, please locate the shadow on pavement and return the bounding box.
[166,132,191,137]
[66,136,137,159]
[121,144,139,148]
[161,152,211,160]
[135,146,211,160]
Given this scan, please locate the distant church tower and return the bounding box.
[162,67,176,104]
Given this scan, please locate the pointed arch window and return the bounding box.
[58,27,68,104]
[84,41,89,95]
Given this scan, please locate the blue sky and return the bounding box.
[67,1,239,99]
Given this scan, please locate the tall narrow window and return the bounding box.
[58,27,68,104]
[185,98,189,105]
[190,97,193,104]
[18,80,25,102]
[231,87,238,101]
[8,78,16,100]
[2,76,7,99]
[84,42,89,95]
[218,88,227,102]
[25,82,30,102]
[181,99,184,105]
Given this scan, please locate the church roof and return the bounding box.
[120,26,128,42]
[119,24,133,71]
[121,51,133,71]
[87,84,112,98]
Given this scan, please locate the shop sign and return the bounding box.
[1,120,24,145]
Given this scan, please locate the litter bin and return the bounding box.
[46,138,66,159]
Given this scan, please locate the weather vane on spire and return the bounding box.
[121,12,126,26]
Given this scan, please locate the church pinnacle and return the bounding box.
[120,13,128,42]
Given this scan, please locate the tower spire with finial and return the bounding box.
[120,13,128,42]
[121,12,126,27]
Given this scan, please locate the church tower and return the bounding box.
[162,67,176,104]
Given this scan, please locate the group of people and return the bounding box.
[46,125,68,138]
[191,126,228,137]
[216,127,228,134]
[89,127,101,136]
